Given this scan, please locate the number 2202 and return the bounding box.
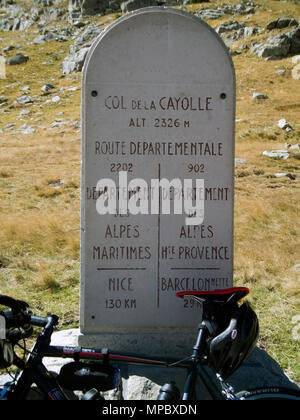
[110,163,133,173]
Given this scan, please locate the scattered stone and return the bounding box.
[286,144,300,150]
[7,53,29,65]
[5,123,16,129]
[66,86,78,92]
[19,109,31,116]
[33,27,78,44]
[274,173,296,180]
[235,158,247,164]
[68,0,108,16]
[251,27,300,59]
[274,69,286,75]
[62,46,90,74]
[51,96,61,103]
[121,0,158,13]
[122,375,161,400]
[19,125,36,134]
[48,179,66,187]
[71,24,103,51]
[195,3,255,20]
[253,92,268,100]
[0,97,8,105]
[0,18,13,32]
[50,121,67,128]
[41,84,56,93]
[251,34,291,58]
[289,27,300,55]
[263,150,289,160]
[195,9,225,20]
[16,95,33,105]
[267,18,298,31]
[291,263,300,272]
[62,23,104,74]
[278,118,293,131]
[216,21,246,35]
[73,20,88,28]
[2,45,15,53]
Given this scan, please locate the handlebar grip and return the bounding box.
[0,294,29,313]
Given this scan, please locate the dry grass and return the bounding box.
[0,0,299,382]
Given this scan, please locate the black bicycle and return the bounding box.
[0,288,299,400]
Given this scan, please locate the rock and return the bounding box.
[251,27,300,59]
[278,118,293,131]
[289,27,300,55]
[2,45,15,53]
[242,26,258,38]
[251,33,291,58]
[69,0,109,16]
[253,92,268,100]
[263,150,289,160]
[62,24,103,74]
[274,173,296,180]
[122,375,161,400]
[19,125,36,134]
[235,158,247,164]
[19,109,31,116]
[0,97,8,105]
[45,95,61,104]
[277,18,298,29]
[195,3,255,20]
[7,53,29,65]
[120,0,158,13]
[41,84,56,93]
[73,20,88,28]
[216,21,246,35]
[0,18,13,32]
[274,68,286,75]
[67,0,190,16]
[195,9,225,20]
[43,7,65,22]
[291,263,300,272]
[62,46,90,74]
[35,0,54,6]
[234,3,255,15]
[33,27,77,44]
[267,18,298,31]
[286,144,300,150]
[16,95,33,105]
[48,179,66,187]
[70,24,103,52]
[5,123,16,129]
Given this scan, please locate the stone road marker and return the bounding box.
[80,8,235,355]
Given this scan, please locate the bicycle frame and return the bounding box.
[9,321,227,400]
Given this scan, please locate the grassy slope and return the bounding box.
[0,0,299,382]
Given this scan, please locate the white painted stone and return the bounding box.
[80,8,235,355]
[263,150,289,160]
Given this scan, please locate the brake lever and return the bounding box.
[6,325,33,344]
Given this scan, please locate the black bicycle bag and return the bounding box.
[57,362,120,392]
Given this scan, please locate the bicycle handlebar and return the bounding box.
[0,294,58,343]
[0,294,29,313]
